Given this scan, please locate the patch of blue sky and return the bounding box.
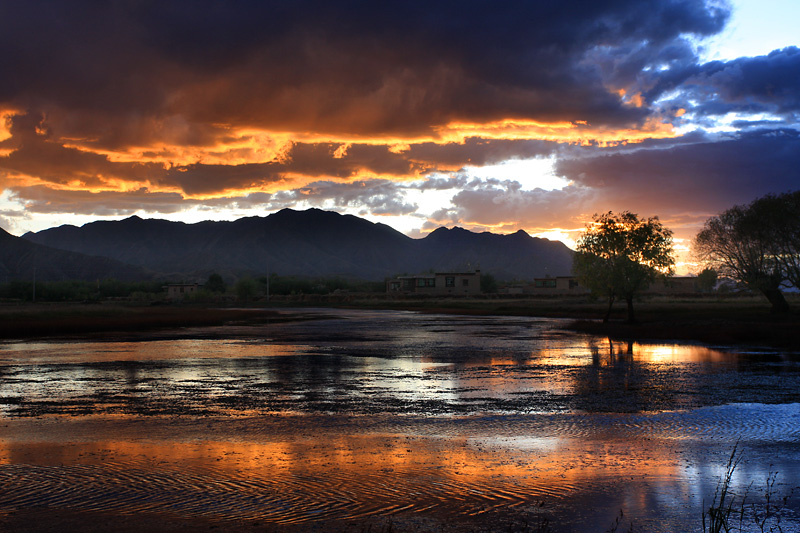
[698,0,800,61]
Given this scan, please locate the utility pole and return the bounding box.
[32,266,36,303]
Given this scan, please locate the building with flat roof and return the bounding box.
[165,283,200,300]
[387,271,481,296]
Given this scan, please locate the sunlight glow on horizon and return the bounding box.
[465,157,569,191]
[2,0,799,260]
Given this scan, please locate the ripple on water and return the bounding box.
[0,460,580,524]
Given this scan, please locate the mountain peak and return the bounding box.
[21,208,575,281]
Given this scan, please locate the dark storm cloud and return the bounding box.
[160,142,423,195]
[675,47,800,118]
[0,113,164,187]
[405,138,558,169]
[11,186,188,216]
[287,143,423,177]
[0,0,729,144]
[157,140,558,195]
[162,163,283,196]
[555,128,800,216]
[4,114,558,195]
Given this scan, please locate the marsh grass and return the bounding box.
[606,509,635,532]
[703,443,745,533]
[750,467,798,533]
[703,443,798,533]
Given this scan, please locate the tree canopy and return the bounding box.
[694,191,800,313]
[205,273,226,293]
[574,211,675,323]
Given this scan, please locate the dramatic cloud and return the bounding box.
[674,47,800,119]
[428,182,597,232]
[10,186,190,216]
[556,129,800,216]
[0,1,727,142]
[1,0,799,275]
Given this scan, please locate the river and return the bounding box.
[1,308,798,531]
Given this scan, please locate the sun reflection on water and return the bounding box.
[0,310,799,530]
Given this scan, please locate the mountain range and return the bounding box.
[1,227,150,283]
[15,208,574,282]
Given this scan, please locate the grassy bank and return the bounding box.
[0,303,281,339]
[336,294,800,349]
[2,295,799,349]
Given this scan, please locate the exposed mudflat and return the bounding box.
[1,309,799,532]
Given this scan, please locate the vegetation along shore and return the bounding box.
[2,294,798,350]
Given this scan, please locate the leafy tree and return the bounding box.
[480,272,498,294]
[234,277,258,302]
[694,193,796,313]
[696,268,718,293]
[574,211,675,323]
[205,273,226,293]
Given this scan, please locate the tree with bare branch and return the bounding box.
[693,192,799,313]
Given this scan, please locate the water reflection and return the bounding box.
[0,309,799,530]
[0,410,798,531]
[0,310,798,417]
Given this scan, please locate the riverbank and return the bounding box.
[343,294,800,349]
[1,295,799,349]
[0,304,282,340]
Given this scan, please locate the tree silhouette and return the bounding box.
[695,191,799,313]
[696,268,718,293]
[205,273,226,293]
[574,211,675,323]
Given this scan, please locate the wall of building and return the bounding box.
[387,272,481,295]
[166,284,199,299]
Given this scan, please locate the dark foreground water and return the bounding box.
[1,309,799,531]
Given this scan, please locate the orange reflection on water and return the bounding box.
[0,339,310,365]
[0,416,694,527]
[532,338,735,366]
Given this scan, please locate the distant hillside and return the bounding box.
[0,227,151,282]
[417,226,573,281]
[22,208,574,281]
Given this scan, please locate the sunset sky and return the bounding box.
[1,0,799,272]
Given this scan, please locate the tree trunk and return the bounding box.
[761,287,790,314]
[625,296,637,324]
[603,295,615,323]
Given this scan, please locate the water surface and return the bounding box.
[1,309,798,531]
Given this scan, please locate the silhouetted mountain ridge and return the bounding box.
[21,209,573,281]
[0,227,151,282]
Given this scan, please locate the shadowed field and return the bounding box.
[0,305,289,340]
[2,295,800,348]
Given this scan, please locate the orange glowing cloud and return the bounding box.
[42,110,679,182]
[0,109,17,143]
[435,117,677,146]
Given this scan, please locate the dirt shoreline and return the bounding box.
[1,296,799,349]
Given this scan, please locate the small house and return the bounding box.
[387,271,481,296]
[531,276,586,295]
[165,283,200,300]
